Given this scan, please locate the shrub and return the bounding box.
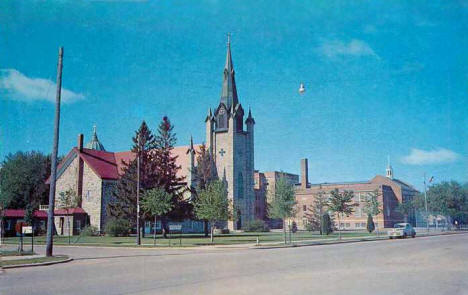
[290,221,298,233]
[80,225,99,236]
[105,219,131,237]
[321,213,333,235]
[214,228,230,234]
[305,222,318,232]
[367,214,375,233]
[244,219,270,232]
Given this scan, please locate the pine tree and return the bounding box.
[153,116,185,237]
[107,121,158,233]
[320,213,333,235]
[193,143,217,193]
[304,191,328,233]
[367,214,375,233]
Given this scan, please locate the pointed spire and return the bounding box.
[205,107,213,122]
[245,106,255,124]
[220,33,238,111]
[187,135,195,154]
[85,125,105,151]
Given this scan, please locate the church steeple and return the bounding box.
[85,125,106,151]
[220,33,238,110]
[386,155,393,179]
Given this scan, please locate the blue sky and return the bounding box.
[1,1,467,190]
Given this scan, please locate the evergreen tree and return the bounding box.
[320,213,333,235]
[107,121,158,232]
[366,214,375,233]
[304,191,328,234]
[193,143,216,194]
[153,116,185,237]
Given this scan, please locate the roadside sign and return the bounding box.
[169,224,182,231]
[22,226,33,234]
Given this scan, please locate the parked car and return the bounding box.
[388,223,416,239]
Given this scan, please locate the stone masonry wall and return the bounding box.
[81,162,103,231]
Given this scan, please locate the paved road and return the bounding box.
[1,234,467,295]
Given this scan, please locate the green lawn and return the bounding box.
[1,255,69,267]
[0,249,35,256]
[2,231,379,247]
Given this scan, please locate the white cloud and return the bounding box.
[401,148,460,165]
[318,39,379,59]
[0,69,85,104]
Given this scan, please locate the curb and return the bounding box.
[252,231,468,250]
[1,257,73,269]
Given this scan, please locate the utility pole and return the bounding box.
[46,46,64,257]
[136,134,141,245]
[424,173,429,232]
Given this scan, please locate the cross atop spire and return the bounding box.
[220,33,238,110]
[86,125,105,151]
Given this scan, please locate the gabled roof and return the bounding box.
[48,144,203,183]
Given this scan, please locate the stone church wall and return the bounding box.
[81,162,103,231]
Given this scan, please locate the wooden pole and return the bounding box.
[136,134,141,245]
[46,47,63,257]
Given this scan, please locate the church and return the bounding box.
[48,37,256,233]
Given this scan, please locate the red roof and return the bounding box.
[3,209,48,218]
[48,144,202,183]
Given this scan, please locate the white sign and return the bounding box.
[169,224,182,231]
[22,226,33,234]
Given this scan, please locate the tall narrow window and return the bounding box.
[238,173,244,199]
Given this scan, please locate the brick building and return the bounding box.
[294,159,419,230]
[255,159,418,230]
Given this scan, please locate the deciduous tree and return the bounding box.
[0,151,51,209]
[141,187,173,245]
[194,180,230,243]
[328,189,355,240]
[269,176,297,244]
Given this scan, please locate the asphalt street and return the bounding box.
[1,234,467,295]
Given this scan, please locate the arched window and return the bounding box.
[217,107,227,129]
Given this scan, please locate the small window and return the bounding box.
[345,223,351,228]
[303,205,307,212]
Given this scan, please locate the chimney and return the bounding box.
[78,133,84,152]
[300,158,308,189]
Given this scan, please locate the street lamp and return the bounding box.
[424,173,429,232]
